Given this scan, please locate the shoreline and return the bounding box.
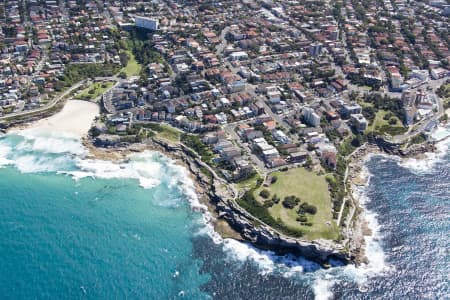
[342,122,450,265]
[2,98,448,267]
[5,100,100,139]
[82,137,352,265]
[82,137,244,241]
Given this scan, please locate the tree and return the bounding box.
[304,156,313,169]
[298,202,317,215]
[119,52,129,67]
[118,72,127,79]
[388,117,397,125]
[259,189,270,199]
[270,176,278,184]
[297,215,308,223]
[282,196,300,209]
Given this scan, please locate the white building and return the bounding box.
[272,130,290,144]
[351,114,368,132]
[229,51,249,61]
[262,148,280,159]
[391,73,403,89]
[302,107,321,127]
[430,68,449,80]
[135,16,158,30]
[409,69,429,81]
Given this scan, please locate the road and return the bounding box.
[215,26,231,58]
[0,75,123,121]
[390,78,447,143]
[222,121,267,173]
[244,83,294,131]
[0,80,86,121]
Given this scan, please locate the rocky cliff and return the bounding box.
[152,138,353,266]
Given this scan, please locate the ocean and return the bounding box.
[0,126,449,299]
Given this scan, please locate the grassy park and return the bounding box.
[142,123,181,143]
[74,82,114,101]
[156,124,181,142]
[236,173,262,190]
[253,168,339,241]
[121,50,142,78]
[367,109,407,136]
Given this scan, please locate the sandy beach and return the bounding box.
[29,100,99,138]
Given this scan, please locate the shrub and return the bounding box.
[89,126,101,137]
[383,112,393,120]
[410,133,426,145]
[264,194,281,208]
[298,202,317,215]
[256,178,264,187]
[237,190,303,238]
[282,196,300,209]
[388,117,397,125]
[259,189,270,199]
[271,194,280,204]
[297,215,307,222]
[270,176,278,184]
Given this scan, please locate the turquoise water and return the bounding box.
[0,130,210,299]
[1,125,449,299]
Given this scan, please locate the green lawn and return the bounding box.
[236,173,262,190]
[144,123,181,143]
[156,124,181,142]
[438,83,450,106]
[367,109,407,135]
[121,50,142,78]
[254,168,339,241]
[74,82,114,101]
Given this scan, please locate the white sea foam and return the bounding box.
[431,124,450,141]
[218,154,395,300]
[324,168,393,297]
[222,238,324,278]
[14,154,72,173]
[398,137,450,174]
[222,239,276,275]
[312,276,334,300]
[18,128,85,155]
[3,126,225,247]
[0,143,13,168]
[71,156,162,189]
[362,126,450,174]
[0,127,88,173]
[1,122,413,298]
[221,238,340,299]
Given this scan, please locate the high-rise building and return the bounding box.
[135,16,159,30]
[309,42,323,57]
[302,107,321,127]
[401,90,416,107]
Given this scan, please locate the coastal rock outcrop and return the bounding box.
[151,138,352,265]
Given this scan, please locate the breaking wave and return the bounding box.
[0,127,221,245]
[396,125,450,174]
[219,153,395,300]
[3,123,448,299]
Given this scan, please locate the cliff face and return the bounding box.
[370,136,436,157]
[152,139,353,265]
[218,201,351,264]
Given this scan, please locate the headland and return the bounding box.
[2,92,449,267]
